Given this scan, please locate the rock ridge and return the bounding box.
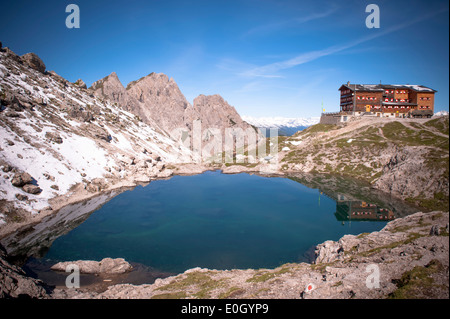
[89,70,262,144]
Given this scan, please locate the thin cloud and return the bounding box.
[243,6,338,38]
[241,7,448,78]
[216,58,285,79]
[236,81,265,93]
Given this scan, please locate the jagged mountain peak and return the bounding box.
[194,93,224,101]
[191,94,259,136]
[90,71,124,91]
[193,94,241,115]
[0,44,195,215]
[193,94,231,112]
[125,72,172,90]
[106,71,122,83]
[88,67,261,141]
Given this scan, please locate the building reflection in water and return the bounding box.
[333,194,396,223]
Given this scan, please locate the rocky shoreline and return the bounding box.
[1,163,448,299]
[56,210,450,299]
[0,163,269,240]
[1,210,447,299]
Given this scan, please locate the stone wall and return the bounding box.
[320,113,344,125]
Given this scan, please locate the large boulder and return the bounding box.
[11,172,33,187]
[11,172,42,194]
[50,258,132,275]
[21,52,46,73]
[22,184,42,195]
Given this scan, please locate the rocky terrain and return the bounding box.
[3,210,442,299]
[277,116,449,211]
[1,41,449,299]
[0,242,49,298]
[1,43,259,233]
[90,71,179,134]
[90,70,261,150]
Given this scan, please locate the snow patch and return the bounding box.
[434,111,449,117]
[242,116,320,128]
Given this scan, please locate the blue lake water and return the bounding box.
[42,171,400,274]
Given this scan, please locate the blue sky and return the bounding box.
[1,0,448,117]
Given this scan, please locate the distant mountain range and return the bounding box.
[242,116,320,136]
[434,111,449,117]
[244,111,448,137]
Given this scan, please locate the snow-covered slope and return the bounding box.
[242,116,320,136]
[434,111,449,117]
[0,47,195,216]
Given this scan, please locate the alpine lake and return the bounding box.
[2,170,419,287]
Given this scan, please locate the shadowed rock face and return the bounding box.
[0,244,49,298]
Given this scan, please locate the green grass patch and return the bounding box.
[360,232,425,257]
[246,266,291,283]
[439,227,449,237]
[246,271,276,283]
[382,121,448,150]
[302,124,338,134]
[218,287,245,299]
[155,271,225,299]
[424,150,449,176]
[224,162,258,167]
[151,291,187,299]
[390,225,417,233]
[424,116,449,135]
[388,259,446,299]
[405,193,449,212]
[282,150,305,164]
[310,261,337,273]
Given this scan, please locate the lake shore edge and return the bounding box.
[1,163,448,299]
[1,210,447,299]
